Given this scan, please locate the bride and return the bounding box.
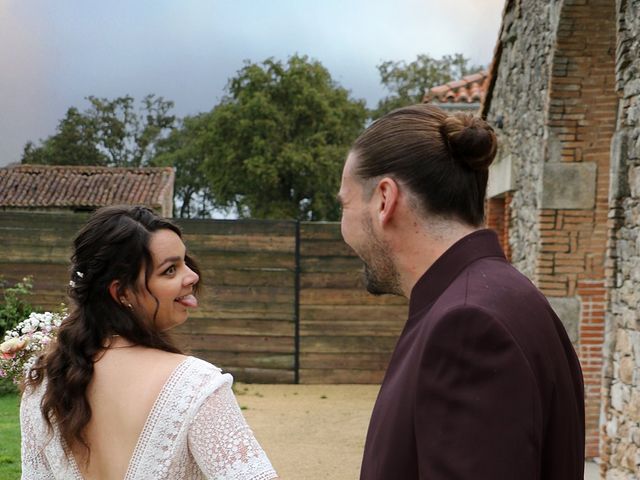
[20,206,278,480]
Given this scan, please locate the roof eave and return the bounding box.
[481,0,515,119]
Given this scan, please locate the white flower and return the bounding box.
[0,310,66,384]
[22,355,37,376]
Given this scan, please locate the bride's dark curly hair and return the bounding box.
[26,205,201,456]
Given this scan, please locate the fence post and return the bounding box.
[294,220,301,384]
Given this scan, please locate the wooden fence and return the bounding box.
[0,211,407,383]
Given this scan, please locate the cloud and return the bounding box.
[0,2,59,165]
[0,0,505,167]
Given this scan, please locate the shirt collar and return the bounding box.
[408,229,506,315]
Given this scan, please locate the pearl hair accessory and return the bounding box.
[68,271,84,288]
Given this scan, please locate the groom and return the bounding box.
[337,104,585,479]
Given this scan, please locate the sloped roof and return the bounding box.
[423,71,489,105]
[0,165,175,212]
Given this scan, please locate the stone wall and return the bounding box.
[485,0,618,459]
[601,0,640,477]
[485,0,561,280]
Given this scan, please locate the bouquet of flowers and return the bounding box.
[0,311,65,384]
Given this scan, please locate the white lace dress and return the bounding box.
[20,356,277,480]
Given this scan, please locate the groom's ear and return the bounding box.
[376,177,399,227]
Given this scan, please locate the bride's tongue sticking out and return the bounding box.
[176,294,198,308]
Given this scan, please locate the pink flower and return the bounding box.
[1,338,28,355]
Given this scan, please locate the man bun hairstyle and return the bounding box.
[441,114,497,171]
[352,103,498,226]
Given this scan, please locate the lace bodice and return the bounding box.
[20,356,277,480]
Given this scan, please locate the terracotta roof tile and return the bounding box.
[0,165,175,211]
[423,70,490,104]
[469,82,483,101]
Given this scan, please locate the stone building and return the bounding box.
[0,164,175,217]
[481,0,640,476]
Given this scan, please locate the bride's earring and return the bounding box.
[120,297,134,309]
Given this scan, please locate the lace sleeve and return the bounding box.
[188,381,277,480]
[20,387,55,479]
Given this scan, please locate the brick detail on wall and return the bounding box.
[486,192,512,261]
[577,280,607,459]
[537,210,606,297]
[538,0,617,459]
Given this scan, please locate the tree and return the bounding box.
[373,53,484,118]
[152,113,216,219]
[22,94,175,167]
[193,55,368,220]
[22,107,108,166]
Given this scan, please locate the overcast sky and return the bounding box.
[0,0,505,167]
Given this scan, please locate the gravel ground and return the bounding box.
[237,384,378,480]
[237,383,600,480]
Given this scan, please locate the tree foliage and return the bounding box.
[373,53,483,118]
[18,53,481,220]
[174,55,368,220]
[0,276,37,338]
[22,95,175,167]
[152,113,215,218]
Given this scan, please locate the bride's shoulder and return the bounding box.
[164,357,233,412]
[183,355,226,378]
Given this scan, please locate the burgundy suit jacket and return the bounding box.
[360,230,585,480]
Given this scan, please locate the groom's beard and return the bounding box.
[360,217,402,297]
